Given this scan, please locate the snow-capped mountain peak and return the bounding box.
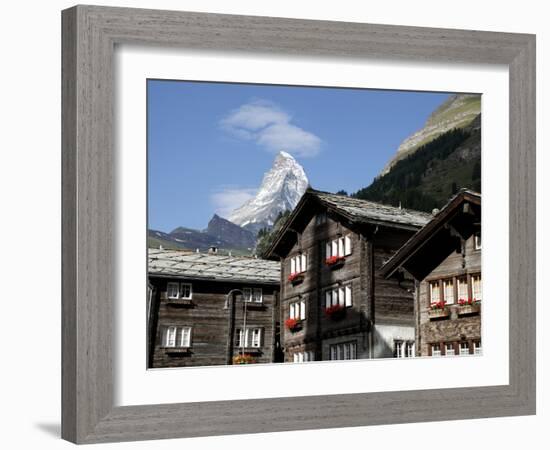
[228,151,309,233]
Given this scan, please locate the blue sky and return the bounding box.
[148,80,450,232]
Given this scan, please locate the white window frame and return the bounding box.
[457,277,468,301]
[395,341,403,358]
[179,283,192,300]
[405,342,415,358]
[252,288,262,303]
[165,326,177,347]
[474,232,482,250]
[325,285,353,308]
[236,327,262,348]
[443,279,454,304]
[289,300,306,320]
[329,342,357,361]
[445,343,455,357]
[250,328,262,347]
[460,342,471,356]
[167,282,179,299]
[431,344,441,357]
[180,327,192,347]
[429,281,441,303]
[474,341,482,355]
[471,274,482,301]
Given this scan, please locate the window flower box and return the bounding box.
[325,255,346,269]
[324,304,346,320]
[457,298,481,316]
[164,347,192,356]
[285,318,303,332]
[165,298,194,307]
[429,301,450,319]
[232,353,256,365]
[288,272,305,285]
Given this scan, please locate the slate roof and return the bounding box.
[148,249,280,284]
[380,189,481,279]
[314,191,431,228]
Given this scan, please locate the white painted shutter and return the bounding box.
[338,238,345,257]
[325,291,331,308]
[180,328,191,347]
[338,287,345,306]
[331,240,338,257]
[300,300,306,320]
[166,327,176,347]
[345,285,352,307]
[325,242,331,258]
[344,235,352,255]
[301,254,307,272]
[290,257,296,274]
[289,303,295,319]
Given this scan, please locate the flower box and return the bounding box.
[165,298,194,307]
[285,318,303,332]
[428,302,449,319]
[324,304,346,320]
[287,272,305,285]
[232,353,256,365]
[457,303,481,316]
[325,256,346,269]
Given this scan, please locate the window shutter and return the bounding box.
[338,287,345,306]
[338,238,345,257]
[325,242,331,258]
[301,254,307,272]
[345,285,352,307]
[332,240,338,257]
[300,300,306,320]
[291,258,296,274]
[325,291,331,308]
[344,235,352,255]
[289,303,295,319]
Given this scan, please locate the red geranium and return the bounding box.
[288,272,303,282]
[325,304,345,317]
[430,301,446,310]
[285,318,301,331]
[325,255,345,266]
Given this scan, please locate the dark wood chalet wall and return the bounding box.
[280,210,419,361]
[417,234,482,356]
[148,277,278,368]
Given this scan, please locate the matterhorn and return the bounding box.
[228,151,309,234]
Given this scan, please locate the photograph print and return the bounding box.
[146,80,482,368]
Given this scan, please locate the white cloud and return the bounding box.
[210,186,256,219]
[220,100,322,158]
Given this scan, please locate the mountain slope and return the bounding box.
[228,151,309,234]
[380,94,481,176]
[354,114,481,212]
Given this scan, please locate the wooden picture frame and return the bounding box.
[62,5,536,444]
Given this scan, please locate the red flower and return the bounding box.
[325,255,345,266]
[285,318,300,331]
[288,272,303,282]
[325,304,345,316]
[430,301,446,310]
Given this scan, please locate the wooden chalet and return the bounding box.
[265,189,431,362]
[147,248,281,368]
[380,190,482,357]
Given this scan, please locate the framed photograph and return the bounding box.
[62,5,535,444]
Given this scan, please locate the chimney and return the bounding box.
[208,246,218,255]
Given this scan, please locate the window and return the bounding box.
[164,326,191,348]
[289,300,306,320]
[474,232,482,250]
[325,285,352,308]
[236,327,263,348]
[290,253,307,274]
[395,341,403,358]
[167,282,192,299]
[473,340,482,355]
[329,342,357,361]
[325,235,352,258]
[431,344,441,357]
[471,274,482,301]
[457,277,468,301]
[243,288,263,303]
[445,343,456,356]
[293,351,315,363]
[395,341,415,358]
[443,279,454,304]
[315,212,327,225]
[429,281,440,303]
[460,342,470,356]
